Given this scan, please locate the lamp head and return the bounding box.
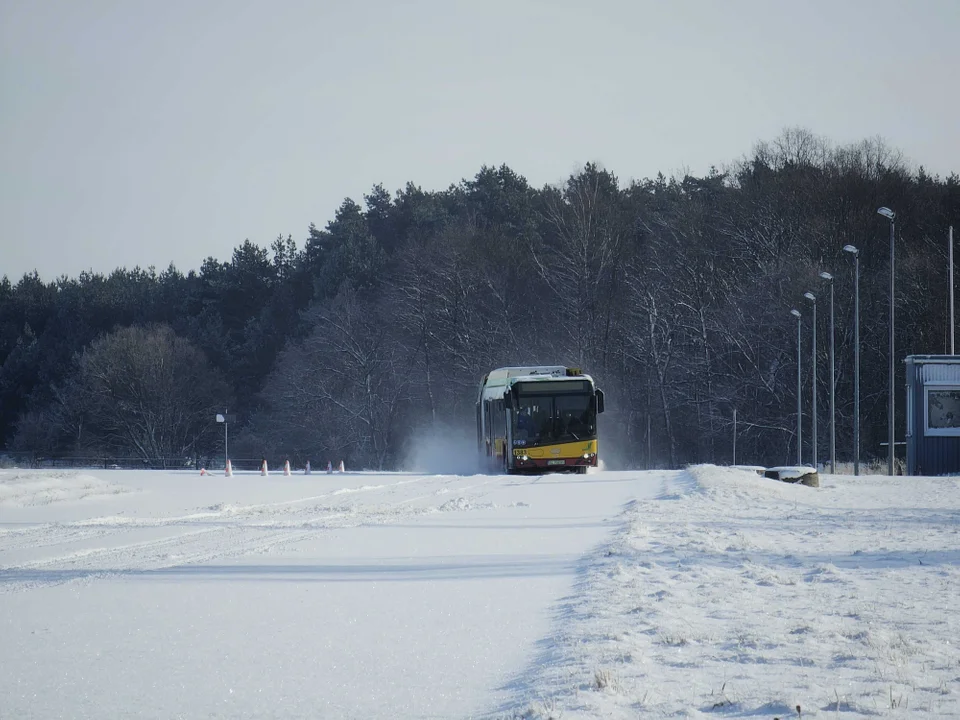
[843,244,859,255]
[877,206,895,220]
[819,271,833,281]
[804,292,816,302]
[790,309,801,318]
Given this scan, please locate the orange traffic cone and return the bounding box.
[283,460,291,476]
[200,468,207,476]
[337,460,345,473]
[225,459,233,477]
[261,459,268,476]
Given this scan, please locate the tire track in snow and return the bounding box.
[0,474,440,557]
[0,473,504,593]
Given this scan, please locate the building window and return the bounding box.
[925,386,960,436]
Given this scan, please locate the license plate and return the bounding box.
[547,459,565,466]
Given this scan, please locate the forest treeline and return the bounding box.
[2,129,958,470]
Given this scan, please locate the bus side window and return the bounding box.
[485,400,493,448]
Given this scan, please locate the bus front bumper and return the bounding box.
[512,453,597,471]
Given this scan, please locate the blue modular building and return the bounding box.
[906,355,960,476]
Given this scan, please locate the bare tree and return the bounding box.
[388,222,493,422]
[534,164,629,371]
[256,288,408,470]
[64,324,231,464]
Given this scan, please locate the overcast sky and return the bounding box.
[2,0,957,281]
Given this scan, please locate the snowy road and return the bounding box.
[4,465,960,719]
[0,467,660,719]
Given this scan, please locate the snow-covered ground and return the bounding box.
[1,465,958,719]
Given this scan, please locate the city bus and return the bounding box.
[476,366,605,474]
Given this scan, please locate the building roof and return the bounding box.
[905,355,960,364]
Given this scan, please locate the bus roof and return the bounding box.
[477,366,595,402]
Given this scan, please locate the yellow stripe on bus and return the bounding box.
[514,439,596,458]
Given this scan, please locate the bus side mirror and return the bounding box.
[595,389,605,414]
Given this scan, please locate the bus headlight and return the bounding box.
[521,455,529,462]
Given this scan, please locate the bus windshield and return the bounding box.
[513,391,595,445]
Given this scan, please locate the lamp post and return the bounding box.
[215,409,236,471]
[790,309,802,464]
[878,206,896,475]
[843,244,860,475]
[732,407,737,465]
[947,225,957,355]
[803,291,817,469]
[216,410,229,469]
[819,271,836,474]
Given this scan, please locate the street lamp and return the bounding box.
[215,409,236,473]
[951,226,955,354]
[843,244,860,475]
[819,271,836,474]
[790,309,802,464]
[216,411,229,470]
[804,291,817,469]
[878,206,896,475]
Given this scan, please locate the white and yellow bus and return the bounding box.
[476,366,605,474]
